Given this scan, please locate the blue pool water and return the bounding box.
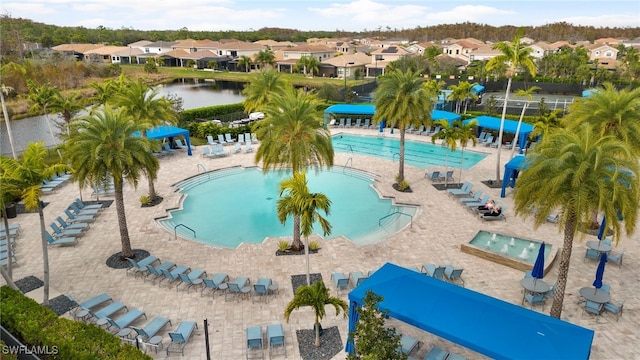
[159,167,417,248]
[332,134,487,169]
[470,231,552,264]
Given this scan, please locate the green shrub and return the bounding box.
[139,194,151,206]
[180,103,245,123]
[0,286,151,360]
[278,240,291,252]
[309,240,321,251]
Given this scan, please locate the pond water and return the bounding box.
[0,79,246,156]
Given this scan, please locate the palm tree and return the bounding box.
[454,119,478,183]
[431,119,459,186]
[238,55,253,73]
[447,81,478,114]
[254,86,334,251]
[242,70,289,114]
[0,162,21,288]
[529,109,563,143]
[111,78,177,201]
[284,281,348,348]
[486,27,536,182]
[255,49,276,69]
[562,83,640,155]
[510,86,541,159]
[277,171,332,285]
[373,69,435,185]
[64,106,159,260]
[27,80,60,147]
[296,56,320,77]
[50,91,84,135]
[1,143,68,305]
[0,62,25,159]
[514,124,639,319]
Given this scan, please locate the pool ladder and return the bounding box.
[174,224,196,240]
[378,211,413,229]
[343,158,353,173]
[196,163,210,179]
[392,153,400,162]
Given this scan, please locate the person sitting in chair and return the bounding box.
[478,200,495,213]
[484,204,502,217]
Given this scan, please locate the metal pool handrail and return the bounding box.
[378,211,413,228]
[174,224,196,240]
[343,158,353,173]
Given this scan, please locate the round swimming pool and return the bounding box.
[159,167,417,248]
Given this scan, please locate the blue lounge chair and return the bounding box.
[444,265,464,286]
[125,255,160,277]
[354,118,362,128]
[74,198,103,211]
[159,265,190,288]
[464,194,490,209]
[426,171,445,182]
[225,133,235,144]
[349,271,368,287]
[202,146,216,158]
[201,273,229,297]
[177,269,206,292]
[167,321,197,355]
[87,301,128,321]
[71,293,112,315]
[225,276,250,302]
[447,182,473,196]
[50,222,83,238]
[207,135,216,145]
[64,209,95,223]
[244,141,253,153]
[424,345,449,360]
[447,353,467,360]
[444,170,455,182]
[398,331,419,355]
[604,300,624,321]
[217,134,227,145]
[212,144,228,157]
[421,264,445,280]
[459,190,484,203]
[231,142,242,153]
[251,133,259,143]
[56,216,89,231]
[267,324,286,358]
[0,223,20,233]
[332,273,349,294]
[174,139,190,150]
[0,228,19,239]
[163,143,177,154]
[145,262,176,283]
[238,134,245,144]
[45,231,77,247]
[246,325,263,359]
[0,253,17,266]
[131,316,171,343]
[105,309,147,332]
[252,278,272,303]
[524,293,546,309]
[70,203,100,216]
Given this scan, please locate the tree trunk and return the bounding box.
[510,103,527,160]
[495,77,512,182]
[550,213,577,318]
[291,214,303,251]
[398,128,406,183]
[38,205,50,306]
[147,176,157,201]
[2,212,13,281]
[314,316,321,348]
[0,90,18,159]
[114,179,133,259]
[0,267,18,290]
[443,150,450,186]
[305,236,310,286]
[458,147,465,183]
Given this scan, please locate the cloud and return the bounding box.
[558,14,640,28]
[425,5,515,25]
[309,0,430,30]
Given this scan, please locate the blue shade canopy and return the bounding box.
[471,84,485,95]
[464,115,534,154]
[347,263,594,360]
[137,125,193,156]
[593,253,607,289]
[531,242,546,280]
[501,155,529,197]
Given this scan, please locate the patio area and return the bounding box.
[2,126,639,359]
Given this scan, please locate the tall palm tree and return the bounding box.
[373,69,434,184]
[486,27,536,182]
[510,86,541,159]
[296,56,320,77]
[242,70,289,114]
[284,281,348,348]
[27,80,60,147]
[277,171,332,285]
[0,162,21,288]
[514,124,639,319]
[50,91,84,135]
[0,62,25,159]
[255,49,276,69]
[529,109,563,143]
[430,119,459,186]
[1,143,68,305]
[238,55,253,73]
[111,78,177,201]
[455,119,478,183]
[447,81,478,114]
[64,106,159,259]
[254,86,334,251]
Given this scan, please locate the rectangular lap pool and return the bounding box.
[332,134,487,169]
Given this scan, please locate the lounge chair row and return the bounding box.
[407,125,441,136]
[397,331,467,360]
[331,117,374,129]
[426,170,454,183]
[446,182,506,221]
[46,198,105,247]
[69,292,197,355]
[0,223,21,267]
[40,173,72,194]
[421,264,465,286]
[331,271,369,294]
[126,256,280,302]
[207,133,260,146]
[246,323,286,359]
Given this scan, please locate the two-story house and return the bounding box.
[275,44,334,73]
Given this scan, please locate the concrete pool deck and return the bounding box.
[2,127,639,359]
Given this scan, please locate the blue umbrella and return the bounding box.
[597,216,607,241]
[531,242,545,282]
[593,252,607,293]
[345,300,359,354]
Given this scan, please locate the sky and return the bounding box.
[3,0,639,32]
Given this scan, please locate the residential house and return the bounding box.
[320,52,371,79]
[254,39,297,51]
[367,46,411,77]
[527,42,558,59]
[112,47,146,64]
[51,44,103,61]
[406,42,442,55]
[587,43,618,61]
[469,44,502,62]
[594,37,623,45]
[276,44,334,73]
[442,40,482,63]
[83,46,129,63]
